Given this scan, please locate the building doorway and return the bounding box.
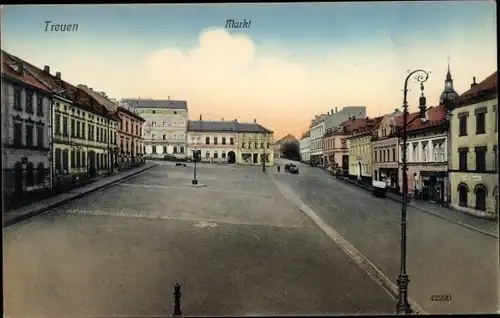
[253,153,259,164]
[228,151,236,164]
[475,184,487,211]
[458,183,468,207]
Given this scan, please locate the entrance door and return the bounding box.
[88,151,96,178]
[253,153,259,164]
[228,151,236,164]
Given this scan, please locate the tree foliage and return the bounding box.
[280,141,300,160]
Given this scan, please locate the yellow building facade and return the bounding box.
[236,122,274,166]
[347,118,381,180]
[449,73,498,219]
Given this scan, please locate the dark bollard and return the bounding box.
[173,283,183,317]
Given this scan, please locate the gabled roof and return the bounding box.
[1,52,52,93]
[188,120,238,132]
[454,71,497,107]
[406,105,447,132]
[122,98,187,109]
[2,50,65,94]
[346,116,383,138]
[187,120,273,133]
[275,134,298,144]
[78,85,118,112]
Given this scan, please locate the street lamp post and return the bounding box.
[262,133,267,173]
[397,69,430,315]
[192,138,199,185]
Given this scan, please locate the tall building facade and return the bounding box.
[124,98,188,158]
[1,51,53,202]
[187,118,238,163]
[449,72,498,219]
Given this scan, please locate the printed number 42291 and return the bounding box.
[430,293,452,302]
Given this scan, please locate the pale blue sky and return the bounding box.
[2,2,497,138]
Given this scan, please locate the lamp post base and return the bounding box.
[396,274,412,314]
[192,179,198,185]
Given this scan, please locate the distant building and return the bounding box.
[272,133,298,159]
[449,72,498,219]
[187,117,238,164]
[123,97,188,159]
[1,51,53,201]
[309,106,367,166]
[371,109,405,191]
[396,106,448,202]
[236,119,274,166]
[299,131,311,163]
[347,116,383,181]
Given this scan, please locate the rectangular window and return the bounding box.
[76,150,81,168]
[374,151,377,162]
[459,116,467,136]
[475,147,486,172]
[36,95,43,116]
[82,122,86,139]
[37,126,44,147]
[82,151,86,167]
[152,121,156,127]
[63,117,69,136]
[163,134,166,140]
[214,137,218,145]
[230,138,234,145]
[26,91,34,113]
[222,137,226,145]
[13,86,22,110]
[214,152,218,159]
[63,150,69,170]
[476,112,486,134]
[458,148,468,171]
[206,137,210,145]
[26,125,33,147]
[55,114,61,135]
[14,122,22,146]
[55,149,62,170]
[71,150,76,168]
[76,121,81,138]
[71,119,76,137]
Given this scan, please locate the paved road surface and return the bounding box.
[4,162,396,317]
[274,159,499,314]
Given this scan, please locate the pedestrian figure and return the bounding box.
[277,165,281,172]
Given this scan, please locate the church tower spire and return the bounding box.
[439,56,459,107]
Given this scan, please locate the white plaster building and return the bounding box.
[123,98,188,159]
[309,121,325,165]
[299,131,311,163]
[187,119,239,163]
[1,52,53,198]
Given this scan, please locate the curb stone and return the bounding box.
[3,164,159,228]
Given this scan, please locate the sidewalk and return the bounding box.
[335,175,499,238]
[3,162,158,228]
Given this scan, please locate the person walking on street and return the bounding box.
[277,165,281,173]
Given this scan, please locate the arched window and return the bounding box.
[458,183,468,207]
[474,184,487,211]
[37,162,45,184]
[26,162,34,186]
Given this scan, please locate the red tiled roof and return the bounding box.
[459,71,497,101]
[1,52,52,93]
[406,105,447,131]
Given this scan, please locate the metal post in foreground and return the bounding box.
[192,149,198,185]
[173,283,182,317]
[397,69,429,315]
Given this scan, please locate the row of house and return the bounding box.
[120,99,275,166]
[299,67,498,219]
[1,50,146,207]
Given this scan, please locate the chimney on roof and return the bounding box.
[254,118,257,123]
[335,107,338,113]
[234,119,237,122]
[44,65,50,73]
[168,96,170,100]
[222,118,224,121]
[352,116,356,120]
[331,108,334,114]
[395,108,399,113]
[199,114,202,121]
[55,72,61,79]
[471,76,477,88]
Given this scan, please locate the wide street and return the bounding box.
[4,161,396,317]
[274,159,499,314]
